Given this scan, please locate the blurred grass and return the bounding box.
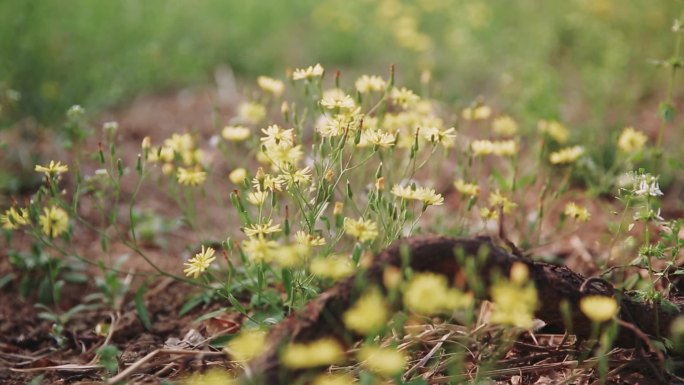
[0,0,678,127]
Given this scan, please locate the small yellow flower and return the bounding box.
[362,129,396,148]
[229,168,247,185]
[141,136,152,151]
[490,278,538,329]
[1,207,30,230]
[333,202,344,216]
[252,170,284,192]
[321,91,355,110]
[390,87,420,108]
[222,125,251,142]
[355,75,386,93]
[183,245,216,278]
[343,217,379,242]
[462,105,492,121]
[488,190,517,213]
[39,206,69,238]
[421,126,457,148]
[265,143,304,169]
[257,76,285,96]
[272,244,309,267]
[357,345,407,377]
[310,255,354,281]
[281,338,344,369]
[177,167,207,186]
[564,202,591,222]
[618,126,648,153]
[580,295,619,322]
[34,160,69,176]
[312,373,355,385]
[343,289,389,335]
[281,167,312,186]
[492,115,518,136]
[454,179,480,197]
[492,139,518,156]
[260,125,294,148]
[391,185,417,200]
[414,186,444,206]
[238,102,267,125]
[471,139,495,156]
[184,368,235,385]
[246,191,269,206]
[549,146,584,165]
[479,207,499,220]
[294,230,326,247]
[225,329,267,362]
[404,273,472,315]
[242,237,278,263]
[538,119,570,143]
[292,63,325,81]
[243,220,282,238]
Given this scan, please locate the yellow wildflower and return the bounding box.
[321,92,355,110]
[141,136,152,151]
[462,105,492,121]
[183,245,216,279]
[343,217,379,242]
[238,102,266,125]
[292,63,325,81]
[454,179,480,197]
[310,255,354,281]
[225,329,267,362]
[414,186,444,206]
[242,237,278,263]
[549,146,584,165]
[618,126,648,153]
[421,126,457,148]
[273,244,309,268]
[246,191,269,206]
[343,289,389,335]
[488,190,517,213]
[265,143,304,169]
[184,368,235,385]
[257,76,285,96]
[480,207,499,220]
[564,202,591,222]
[538,120,570,143]
[243,220,282,238]
[390,87,420,108]
[281,166,312,186]
[404,273,472,315]
[39,206,69,238]
[260,125,294,148]
[492,115,518,136]
[222,125,251,142]
[355,75,386,93]
[357,345,407,377]
[281,338,344,369]
[580,295,619,323]
[1,207,30,230]
[333,202,344,216]
[229,168,247,185]
[312,373,355,385]
[363,129,396,148]
[391,185,417,200]
[34,160,69,176]
[294,230,326,247]
[490,269,538,329]
[471,140,495,156]
[177,167,207,186]
[252,170,284,192]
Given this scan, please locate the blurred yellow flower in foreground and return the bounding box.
[564,202,591,222]
[310,255,354,281]
[580,295,619,323]
[184,369,235,385]
[343,289,389,335]
[281,338,344,369]
[357,345,407,377]
[312,373,355,385]
[226,329,267,362]
[490,264,538,329]
[404,273,472,315]
[1,207,30,230]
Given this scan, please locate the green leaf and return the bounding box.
[194,307,228,324]
[179,294,207,316]
[658,102,675,123]
[135,284,152,331]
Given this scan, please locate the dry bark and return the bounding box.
[246,235,683,383]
